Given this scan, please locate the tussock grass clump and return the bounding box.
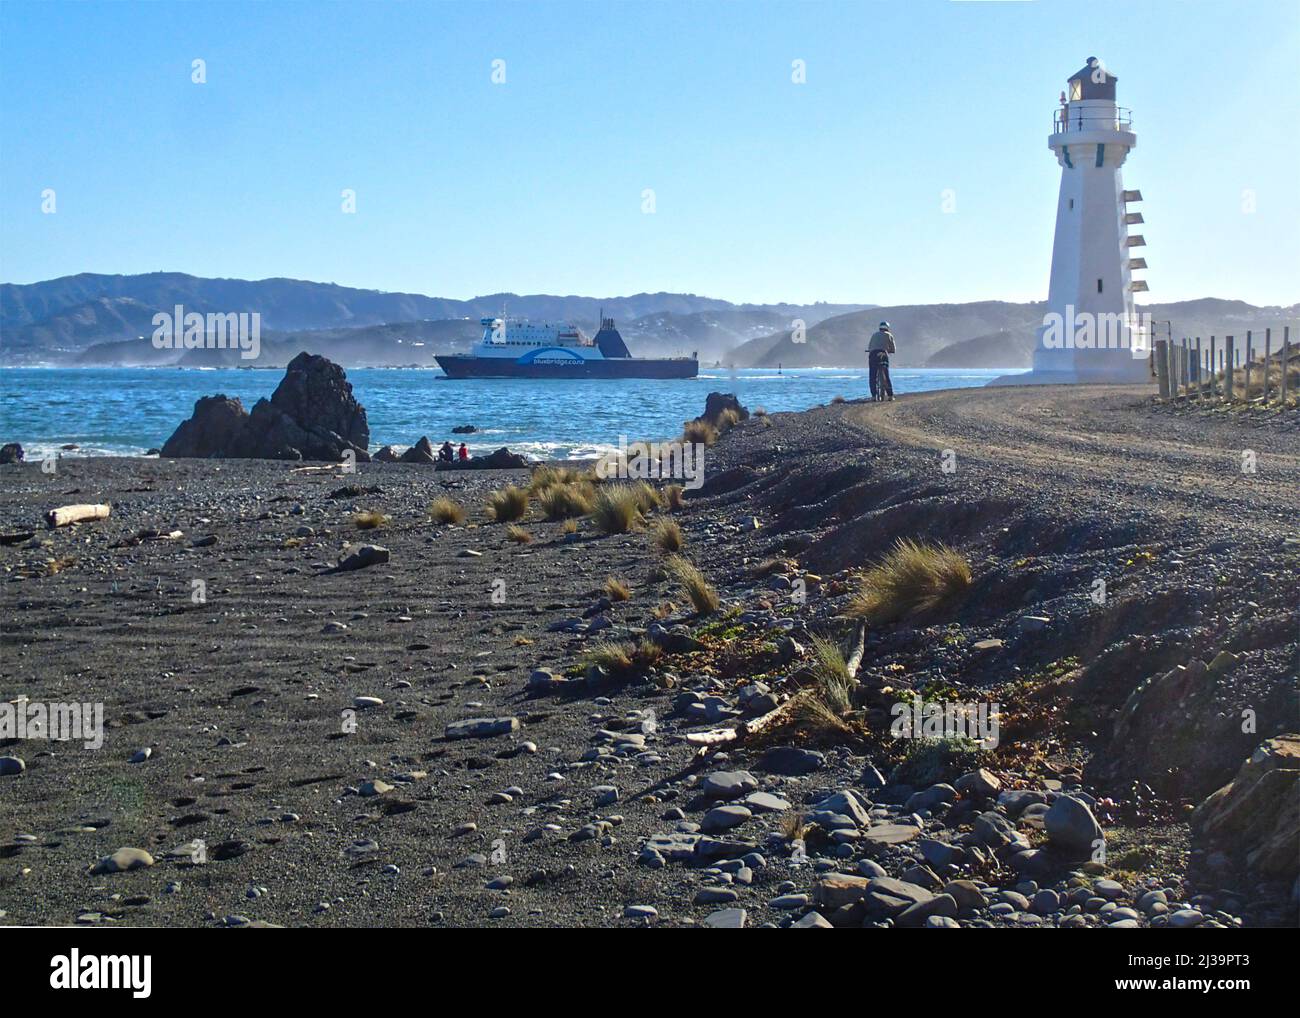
[590,485,643,534]
[663,483,685,510]
[716,406,742,430]
[665,554,720,615]
[808,633,855,715]
[652,517,684,553]
[352,511,391,530]
[428,497,467,525]
[753,406,768,417]
[560,518,579,535]
[529,464,584,493]
[779,812,806,843]
[753,556,794,577]
[582,638,663,680]
[538,480,595,520]
[45,555,77,576]
[604,576,631,601]
[485,485,530,523]
[505,524,532,544]
[848,538,972,624]
[831,395,847,404]
[653,600,676,619]
[629,480,661,513]
[682,419,718,446]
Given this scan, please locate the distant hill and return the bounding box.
[926,329,1037,369]
[731,297,1300,369]
[0,271,868,365]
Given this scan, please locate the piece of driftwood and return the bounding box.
[46,504,110,529]
[682,622,869,758]
[845,622,867,678]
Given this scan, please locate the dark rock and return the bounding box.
[696,392,749,425]
[160,395,250,459]
[1044,794,1104,855]
[400,437,435,464]
[1191,734,1299,888]
[336,544,389,571]
[162,353,370,462]
[758,746,825,776]
[374,445,401,462]
[451,424,477,434]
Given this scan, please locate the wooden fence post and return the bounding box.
[1244,330,1252,402]
[1210,336,1218,398]
[1225,336,1235,401]
[1263,327,1272,404]
[1182,336,1191,397]
[1283,326,1290,407]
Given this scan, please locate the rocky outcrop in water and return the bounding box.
[161,353,370,462]
[697,392,748,425]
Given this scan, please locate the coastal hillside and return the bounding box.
[730,298,1300,369]
[0,271,868,365]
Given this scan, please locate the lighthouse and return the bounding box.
[1020,57,1151,383]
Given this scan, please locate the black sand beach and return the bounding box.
[2,385,1297,928]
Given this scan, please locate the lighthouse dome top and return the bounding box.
[1067,57,1118,101]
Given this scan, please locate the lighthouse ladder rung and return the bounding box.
[1129,280,1149,292]
[1124,212,1144,224]
[1124,235,1146,248]
[1122,189,1143,202]
[1128,257,1147,270]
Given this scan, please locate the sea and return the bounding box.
[0,366,1023,461]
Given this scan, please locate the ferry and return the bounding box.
[435,317,698,379]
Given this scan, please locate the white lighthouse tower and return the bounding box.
[1023,57,1151,383]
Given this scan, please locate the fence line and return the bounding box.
[1156,325,1295,407]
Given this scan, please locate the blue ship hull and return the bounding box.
[435,355,698,379]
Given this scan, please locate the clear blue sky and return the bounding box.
[2,0,1297,307]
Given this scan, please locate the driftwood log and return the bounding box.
[46,504,110,529]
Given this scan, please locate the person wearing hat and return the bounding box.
[866,321,897,401]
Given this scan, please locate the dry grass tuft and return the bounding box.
[651,517,685,553]
[560,518,579,535]
[682,419,718,446]
[716,406,742,430]
[505,524,533,544]
[848,538,972,624]
[352,510,391,529]
[428,497,467,525]
[529,464,585,493]
[538,480,595,520]
[485,485,530,523]
[663,483,685,510]
[831,395,846,404]
[665,554,720,615]
[604,576,631,601]
[779,811,806,842]
[590,485,643,534]
[582,638,662,680]
[808,633,855,715]
[629,480,661,513]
